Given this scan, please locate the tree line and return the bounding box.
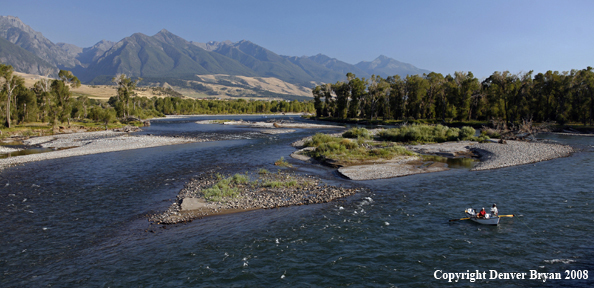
[0,63,315,129]
[313,69,594,125]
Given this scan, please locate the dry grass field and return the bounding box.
[14,72,314,101]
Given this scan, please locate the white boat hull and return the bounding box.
[465,209,500,225]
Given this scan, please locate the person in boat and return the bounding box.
[491,204,498,216]
[477,207,486,218]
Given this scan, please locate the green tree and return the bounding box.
[112,74,142,118]
[404,74,428,119]
[0,64,24,128]
[347,73,366,118]
[332,81,350,119]
[387,75,405,120]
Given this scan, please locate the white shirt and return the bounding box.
[491,206,498,216]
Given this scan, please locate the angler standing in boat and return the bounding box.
[491,204,498,216]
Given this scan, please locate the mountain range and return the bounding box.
[0,15,431,98]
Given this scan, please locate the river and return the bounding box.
[0,116,592,287]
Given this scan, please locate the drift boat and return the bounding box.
[465,208,500,225]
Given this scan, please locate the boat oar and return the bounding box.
[498,214,515,218]
[449,217,470,222]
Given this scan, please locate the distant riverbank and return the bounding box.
[0,131,199,170]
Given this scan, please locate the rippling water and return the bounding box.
[1,117,592,287]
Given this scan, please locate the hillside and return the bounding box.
[0,37,57,75]
[15,71,312,101]
[1,15,433,100]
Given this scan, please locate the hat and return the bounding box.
[493,203,496,207]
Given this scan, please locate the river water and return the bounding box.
[0,116,592,287]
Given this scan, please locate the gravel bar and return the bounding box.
[470,140,575,171]
[151,171,365,224]
[0,131,199,169]
[0,146,21,154]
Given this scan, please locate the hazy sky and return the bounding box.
[3,0,594,78]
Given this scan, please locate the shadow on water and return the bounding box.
[420,154,477,169]
[0,147,56,159]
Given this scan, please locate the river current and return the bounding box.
[1,116,592,287]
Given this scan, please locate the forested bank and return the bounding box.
[313,69,594,126]
[0,64,315,133]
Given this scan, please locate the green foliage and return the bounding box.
[258,168,269,174]
[231,173,250,184]
[262,179,298,188]
[342,127,371,139]
[304,132,415,163]
[274,156,292,167]
[202,173,251,201]
[312,68,594,127]
[304,133,338,147]
[481,128,501,138]
[378,124,476,143]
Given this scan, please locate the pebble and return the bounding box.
[151,171,365,224]
[470,140,574,171]
[0,131,202,170]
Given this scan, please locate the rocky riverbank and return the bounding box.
[290,131,577,180]
[337,156,449,180]
[0,146,21,154]
[0,131,200,170]
[470,140,575,171]
[197,119,343,129]
[150,171,365,224]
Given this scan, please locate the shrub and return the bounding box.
[340,138,358,149]
[304,133,338,147]
[274,156,292,167]
[258,168,269,174]
[460,126,476,139]
[378,124,476,143]
[263,179,298,188]
[232,173,250,184]
[342,127,371,139]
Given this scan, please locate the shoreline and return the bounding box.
[290,134,576,180]
[469,140,574,171]
[0,131,201,170]
[160,113,311,119]
[150,171,365,224]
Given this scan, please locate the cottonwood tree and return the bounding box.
[332,81,350,119]
[33,68,55,122]
[347,73,366,118]
[112,74,142,118]
[49,70,81,126]
[1,64,24,128]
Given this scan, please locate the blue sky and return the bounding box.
[3,0,594,78]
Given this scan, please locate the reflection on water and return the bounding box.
[420,154,477,169]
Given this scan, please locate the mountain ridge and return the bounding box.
[0,15,432,96]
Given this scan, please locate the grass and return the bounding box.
[0,120,138,139]
[377,124,478,143]
[274,156,292,167]
[200,171,311,202]
[304,133,416,164]
[202,173,251,201]
[263,179,298,188]
[342,127,371,139]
